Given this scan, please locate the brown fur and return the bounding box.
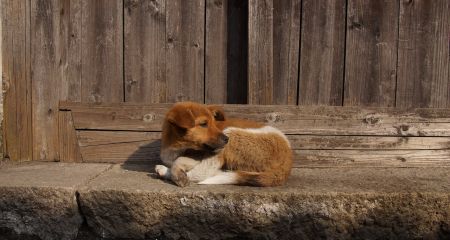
[159,102,293,187]
[218,129,293,186]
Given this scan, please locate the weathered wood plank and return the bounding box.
[299,0,346,106]
[77,131,161,147]
[58,111,82,162]
[124,0,166,103]
[248,0,273,104]
[81,0,123,103]
[295,150,450,167]
[61,103,450,136]
[77,131,161,163]
[272,0,300,105]
[30,0,63,161]
[75,130,450,166]
[61,0,82,102]
[2,0,32,161]
[291,135,450,150]
[248,0,300,105]
[397,0,450,108]
[77,131,450,150]
[205,0,227,104]
[165,0,204,103]
[31,0,81,160]
[344,0,399,107]
[226,0,248,104]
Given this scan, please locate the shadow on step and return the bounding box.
[121,139,162,173]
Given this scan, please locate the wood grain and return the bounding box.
[344,0,399,107]
[31,0,81,160]
[124,0,166,103]
[272,0,301,105]
[248,0,274,104]
[62,103,450,136]
[31,0,62,161]
[2,0,32,161]
[77,131,161,163]
[61,0,82,102]
[58,111,82,162]
[74,130,450,166]
[165,0,205,103]
[81,0,123,103]
[290,135,450,150]
[396,0,450,108]
[295,150,450,167]
[299,0,346,106]
[205,0,227,104]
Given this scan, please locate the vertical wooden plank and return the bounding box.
[248,0,273,104]
[81,0,123,103]
[58,111,82,162]
[31,0,59,160]
[205,0,227,104]
[226,0,248,104]
[166,0,205,103]
[299,0,346,106]
[124,0,166,103]
[248,0,299,105]
[344,0,399,107]
[2,0,32,161]
[397,0,450,108]
[272,0,301,105]
[31,0,61,160]
[61,0,82,102]
[31,0,81,160]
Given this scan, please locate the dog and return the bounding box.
[155,102,293,187]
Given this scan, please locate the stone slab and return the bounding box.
[0,162,111,240]
[78,164,450,239]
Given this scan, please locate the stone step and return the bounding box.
[1,162,450,240]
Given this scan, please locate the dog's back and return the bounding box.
[199,126,293,187]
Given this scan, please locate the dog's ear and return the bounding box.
[166,106,195,129]
[207,105,226,121]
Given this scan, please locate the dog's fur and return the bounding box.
[156,102,293,187]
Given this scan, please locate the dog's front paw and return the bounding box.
[155,165,168,178]
[171,168,190,187]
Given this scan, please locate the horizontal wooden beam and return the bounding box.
[60,102,450,136]
[59,103,450,166]
[75,130,450,166]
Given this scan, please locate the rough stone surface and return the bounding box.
[79,165,450,239]
[0,163,111,240]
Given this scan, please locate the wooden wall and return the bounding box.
[1,0,449,161]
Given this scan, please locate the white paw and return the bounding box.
[223,127,238,136]
[155,165,168,177]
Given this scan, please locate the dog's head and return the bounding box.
[162,102,228,152]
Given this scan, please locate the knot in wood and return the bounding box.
[395,124,411,136]
[110,112,117,120]
[176,93,185,102]
[363,115,380,124]
[214,0,223,7]
[143,113,155,122]
[265,113,281,123]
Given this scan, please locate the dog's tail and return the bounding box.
[198,170,288,187]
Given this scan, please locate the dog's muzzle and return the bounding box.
[203,134,229,152]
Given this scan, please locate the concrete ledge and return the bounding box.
[1,162,450,239]
[0,162,111,240]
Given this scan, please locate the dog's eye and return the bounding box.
[199,122,208,128]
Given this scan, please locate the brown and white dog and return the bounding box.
[155,102,292,187]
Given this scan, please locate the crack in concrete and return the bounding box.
[77,164,115,188]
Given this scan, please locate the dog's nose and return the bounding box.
[220,134,229,144]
